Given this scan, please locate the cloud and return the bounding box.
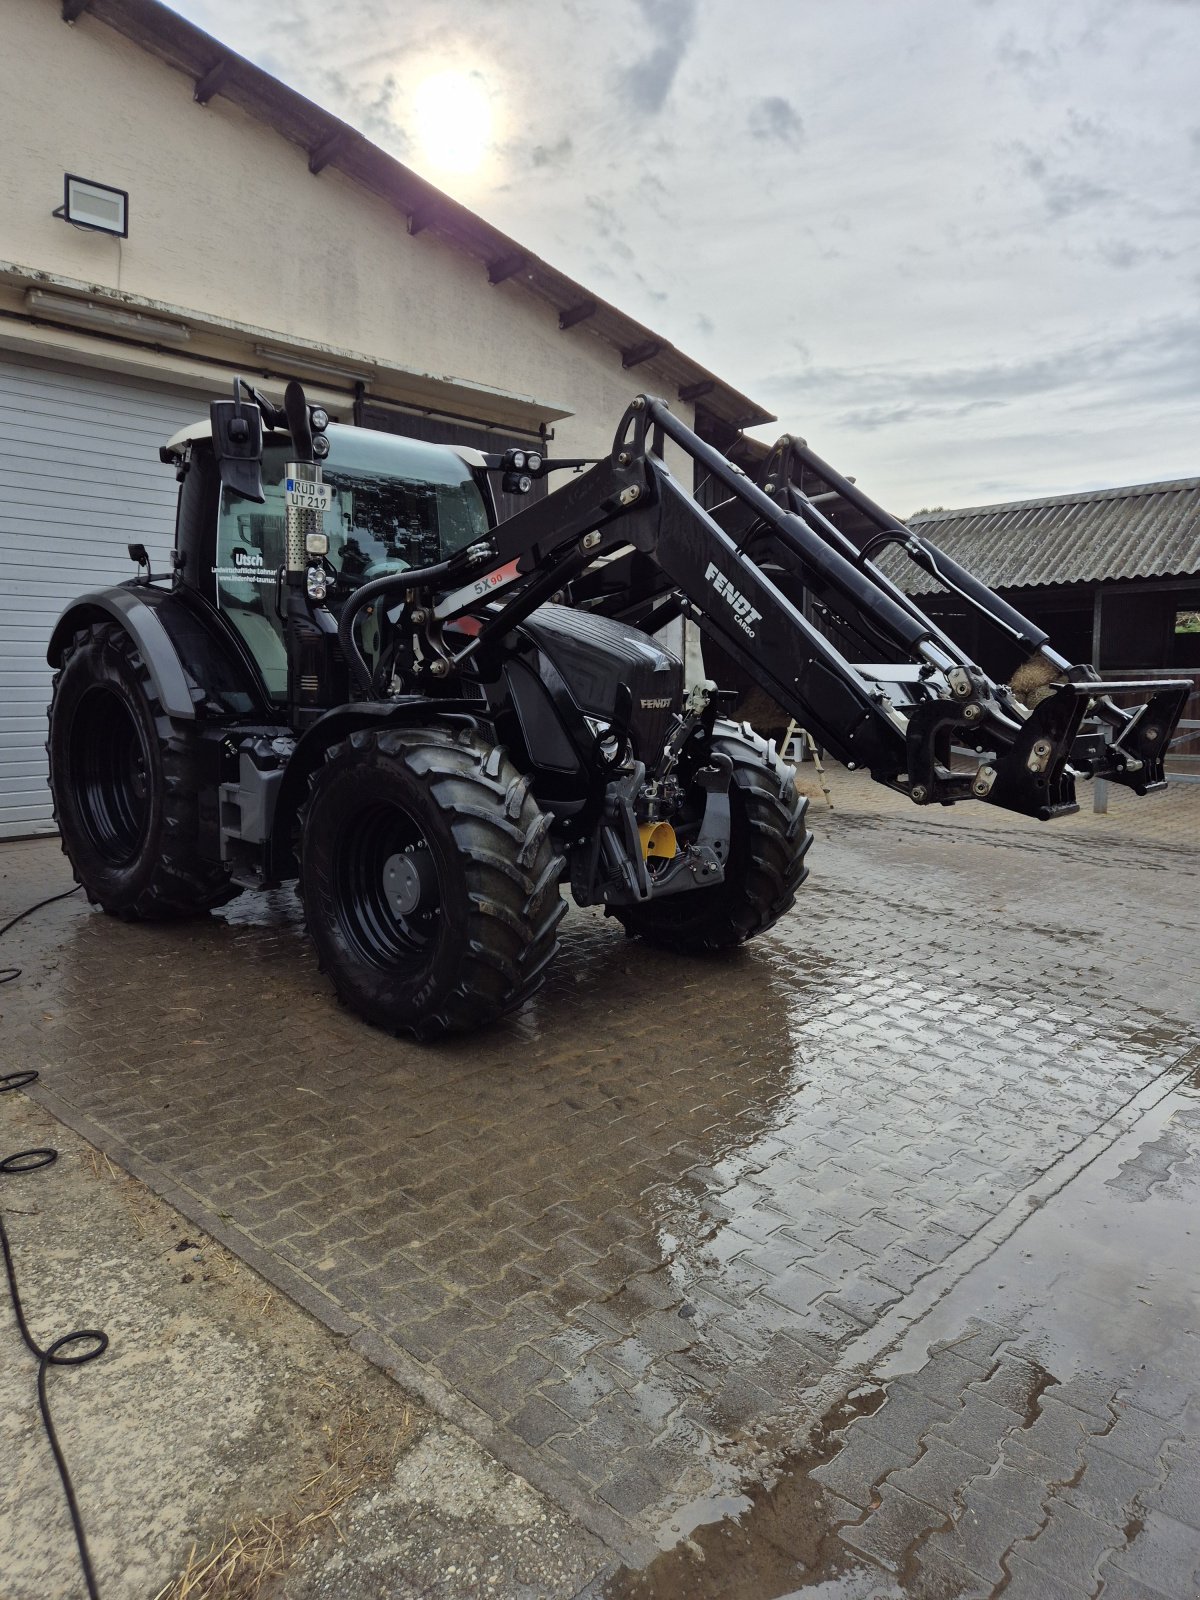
[1010,139,1113,218]
[1096,237,1181,270]
[995,26,1059,80]
[585,194,636,260]
[748,96,804,147]
[617,0,698,114]
[177,0,1200,506]
[529,135,574,169]
[761,315,1200,431]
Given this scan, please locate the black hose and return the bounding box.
[0,884,82,986]
[1,883,106,1599]
[336,558,456,695]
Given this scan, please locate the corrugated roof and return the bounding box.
[904,477,1200,591]
[66,0,774,431]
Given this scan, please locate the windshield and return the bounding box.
[214,426,489,699]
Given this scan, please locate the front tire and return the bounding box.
[300,725,566,1039]
[47,622,238,920]
[614,720,811,951]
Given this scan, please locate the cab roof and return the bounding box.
[162,419,489,474]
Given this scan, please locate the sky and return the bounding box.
[177,0,1199,514]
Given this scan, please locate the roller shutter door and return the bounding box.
[0,350,204,838]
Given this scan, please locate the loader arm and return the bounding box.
[345,396,1187,822]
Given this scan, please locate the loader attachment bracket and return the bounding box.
[982,684,1089,821]
[1073,681,1190,796]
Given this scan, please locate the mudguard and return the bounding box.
[272,699,486,850]
[47,584,271,721]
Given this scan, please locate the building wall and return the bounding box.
[0,1,694,462]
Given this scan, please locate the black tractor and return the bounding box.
[46,379,1186,1037]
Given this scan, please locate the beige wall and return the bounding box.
[1,0,694,461]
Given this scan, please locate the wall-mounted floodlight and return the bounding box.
[54,174,129,237]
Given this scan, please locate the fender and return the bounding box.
[271,698,486,851]
[47,584,272,721]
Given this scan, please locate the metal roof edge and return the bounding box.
[68,0,775,430]
[910,475,1200,525]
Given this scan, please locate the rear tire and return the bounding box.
[47,622,238,920]
[614,720,811,950]
[299,725,566,1039]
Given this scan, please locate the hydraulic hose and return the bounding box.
[336,559,456,695]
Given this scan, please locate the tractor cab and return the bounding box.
[162,418,494,701]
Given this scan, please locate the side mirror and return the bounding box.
[210,397,265,502]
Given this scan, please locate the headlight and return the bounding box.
[509,449,526,470]
[310,407,330,432]
[312,434,331,458]
[526,451,543,473]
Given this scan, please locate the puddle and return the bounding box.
[609,1081,1200,1597]
[604,1386,900,1600]
[880,1081,1200,1390]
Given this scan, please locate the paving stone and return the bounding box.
[820,1272,904,1328]
[927,1390,1021,1466]
[758,1261,832,1315]
[1060,1444,1158,1527]
[1044,1371,1118,1422]
[1018,1498,1126,1584]
[886,1439,987,1513]
[1121,1365,1197,1422]
[1089,1569,1177,1600]
[920,1475,1049,1586]
[859,1384,955,1459]
[596,1463,663,1518]
[870,1247,937,1294]
[474,1347,557,1422]
[971,1353,1054,1420]
[1099,1403,1184,1474]
[809,1426,915,1511]
[908,1545,992,1600]
[893,1349,990,1411]
[509,1393,572,1447]
[1142,1441,1200,1531]
[929,1320,1014,1372]
[838,1483,945,1571]
[843,1215,910,1259]
[1002,1551,1093,1599]
[1101,1511,1200,1596]
[1002,1395,1109,1478]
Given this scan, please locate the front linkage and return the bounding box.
[227,384,1189,837]
[753,434,1187,815]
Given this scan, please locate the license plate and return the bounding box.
[285,478,333,512]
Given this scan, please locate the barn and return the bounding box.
[0,0,771,837]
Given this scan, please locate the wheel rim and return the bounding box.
[332,801,441,970]
[68,686,151,865]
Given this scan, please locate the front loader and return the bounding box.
[46,380,1188,1037]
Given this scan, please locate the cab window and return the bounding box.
[214,429,489,700]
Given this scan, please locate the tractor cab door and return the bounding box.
[213,427,491,702]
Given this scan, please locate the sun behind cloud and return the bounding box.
[412,69,492,175]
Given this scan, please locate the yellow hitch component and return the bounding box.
[638,821,678,860]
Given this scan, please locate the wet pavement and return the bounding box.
[1,767,1198,1597]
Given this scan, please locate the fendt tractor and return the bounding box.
[46,379,1188,1037]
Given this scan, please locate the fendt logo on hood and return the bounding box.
[705,562,762,637]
